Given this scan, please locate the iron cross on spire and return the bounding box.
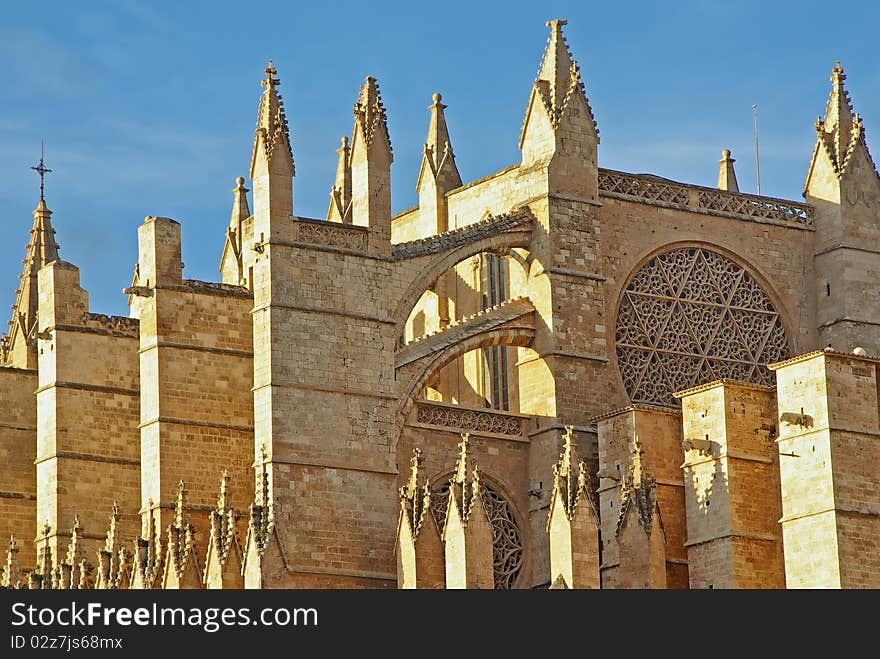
[31,142,52,201]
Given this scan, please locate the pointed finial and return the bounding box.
[418,89,461,194]
[631,437,643,487]
[263,59,279,88]
[538,18,577,119]
[353,75,392,156]
[256,443,270,510]
[520,15,598,151]
[250,59,294,179]
[560,425,574,477]
[174,480,187,528]
[717,148,740,192]
[454,433,470,484]
[217,469,231,511]
[401,447,426,507]
[30,142,52,202]
[576,461,588,493]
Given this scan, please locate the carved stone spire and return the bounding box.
[521,19,598,143]
[350,76,393,253]
[539,19,576,122]
[547,426,600,588]
[353,76,392,158]
[163,480,201,589]
[204,470,243,589]
[806,61,880,353]
[453,433,470,488]
[549,426,593,520]
[807,61,878,182]
[231,176,251,229]
[825,62,855,170]
[242,445,286,589]
[1,197,61,368]
[396,448,444,588]
[326,136,352,223]
[3,536,21,588]
[246,446,274,557]
[418,92,462,193]
[96,502,127,590]
[615,460,666,588]
[416,92,462,234]
[250,60,294,243]
[105,501,120,553]
[131,499,163,590]
[217,469,231,512]
[442,433,494,589]
[219,176,251,286]
[399,448,431,538]
[250,60,294,179]
[617,466,659,537]
[60,514,91,589]
[631,436,643,488]
[35,523,53,589]
[717,149,740,192]
[520,19,599,198]
[174,479,187,529]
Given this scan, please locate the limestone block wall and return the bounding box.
[137,284,254,538]
[0,367,37,567]
[36,260,141,561]
[253,234,401,587]
[773,351,880,588]
[596,406,687,588]
[679,381,784,589]
[134,216,255,539]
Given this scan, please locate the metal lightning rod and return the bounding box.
[752,104,761,196]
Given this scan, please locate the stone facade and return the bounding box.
[1,20,879,589]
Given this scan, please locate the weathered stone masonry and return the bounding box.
[1,21,879,589]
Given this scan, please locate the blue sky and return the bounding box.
[1,0,878,318]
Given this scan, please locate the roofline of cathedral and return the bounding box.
[671,378,776,399]
[767,347,880,370]
[589,403,681,424]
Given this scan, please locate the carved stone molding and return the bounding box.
[599,169,813,228]
[293,219,369,251]
[599,170,689,205]
[431,480,523,589]
[413,400,527,439]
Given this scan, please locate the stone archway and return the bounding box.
[392,228,533,339]
[394,304,537,439]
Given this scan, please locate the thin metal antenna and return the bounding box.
[752,104,761,196]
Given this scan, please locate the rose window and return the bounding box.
[615,247,790,406]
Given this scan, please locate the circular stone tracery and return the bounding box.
[615,247,790,406]
[430,481,523,589]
